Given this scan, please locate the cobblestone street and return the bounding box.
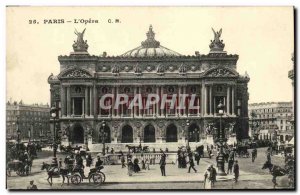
[6,147,288,190]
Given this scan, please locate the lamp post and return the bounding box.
[186,120,190,147]
[100,121,107,156]
[16,116,21,155]
[216,101,226,176]
[50,106,58,166]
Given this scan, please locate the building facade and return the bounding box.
[6,101,50,142]
[48,26,250,151]
[249,102,294,143]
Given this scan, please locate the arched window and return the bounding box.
[72,123,84,144]
[144,124,155,143]
[166,124,178,142]
[188,123,200,142]
[121,125,133,143]
[98,125,111,143]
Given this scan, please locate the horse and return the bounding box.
[262,161,287,188]
[41,163,70,186]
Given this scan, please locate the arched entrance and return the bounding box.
[72,123,84,144]
[188,123,200,142]
[166,124,178,142]
[98,125,111,143]
[144,124,155,143]
[122,125,133,143]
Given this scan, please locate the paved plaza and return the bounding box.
[6,147,288,190]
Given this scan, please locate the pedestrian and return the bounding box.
[27,180,37,190]
[106,146,109,154]
[204,167,212,189]
[210,165,217,187]
[159,155,166,176]
[195,152,200,165]
[95,156,103,168]
[145,158,150,170]
[141,158,146,170]
[133,158,140,173]
[111,147,114,154]
[233,160,239,183]
[251,148,257,163]
[267,151,271,163]
[121,155,126,168]
[86,153,92,167]
[152,156,156,165]
[188,156,197,173]
[208,149,212,159]
[127,159,134,176]
[58,158,62,168]
[227,157,234,174]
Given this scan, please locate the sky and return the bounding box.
[6,6,294,105]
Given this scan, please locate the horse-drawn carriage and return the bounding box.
[7,160,30,176]
[235,145,250,158]
[41,160,106,186]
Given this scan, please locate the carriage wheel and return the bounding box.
[91,173,102,185]
[99,171,106,183]
[71,174,82,185]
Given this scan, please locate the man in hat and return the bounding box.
[127,158,134,176]
[95,156,103,169]
[159,155,166,176]
[27,180,37,190]
[233,160,239,183]
[210,165,217,186]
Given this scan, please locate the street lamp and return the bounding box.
[100,121,107,156]
[50,106,58,166]
[186,120,190,147]
[16,117,21,155]
[216,101,227,176]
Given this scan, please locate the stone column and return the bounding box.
[183,85,187,116]
[111,86,115,117]
[204,85,207,116]
[72,98,75,115]
[201,84,205,116]
[85,87,88,116]
[93,85,97,116]
[160,86,164,117]
[134,86,137,117]
[67,86,71,116]
[197,96,200,116]
[178,86,182,116]
[214,97,216,115]
[209,85,212,115]
[227,86,230,114]
[82,98,85,115]
[232,86,235,115]
[61,86,66,117]
[156,86,160,117]
[90,86,93,116]
[116,86,120,117]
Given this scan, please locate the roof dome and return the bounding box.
[120,25,182,57]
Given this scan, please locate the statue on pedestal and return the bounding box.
[209,28,225,52]
[73,28,89,52]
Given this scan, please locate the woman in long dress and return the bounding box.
[204,167,212,189]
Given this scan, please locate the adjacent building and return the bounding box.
[248,102,293,143]
[48,26,250,151]
[6,100,50,142]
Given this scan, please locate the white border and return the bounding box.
[1,1,298,195]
